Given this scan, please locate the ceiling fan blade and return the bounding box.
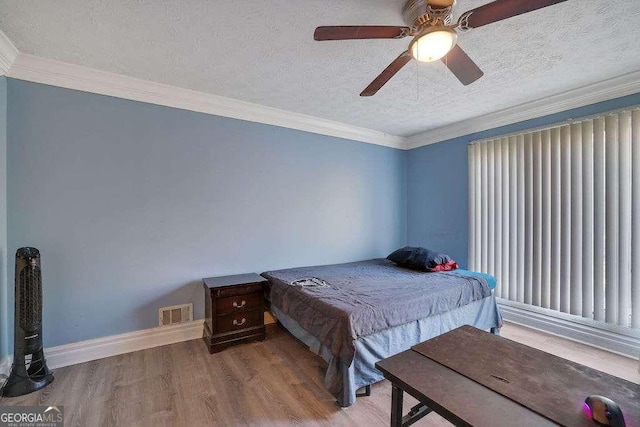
[360,51,412,97]
[442,45,484,86]
[314,26,411,41]
[460,0,568,29]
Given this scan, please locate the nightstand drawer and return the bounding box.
[215,283,264,298]
[216,310,263,334]
[217,292,263,315]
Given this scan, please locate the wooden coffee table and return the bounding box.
[375,325,640,427]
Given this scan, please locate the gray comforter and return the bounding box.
[262,258,492,366]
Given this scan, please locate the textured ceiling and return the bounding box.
[1,0,639,137]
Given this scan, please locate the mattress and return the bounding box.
[262,258,494,367]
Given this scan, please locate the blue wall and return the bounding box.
[6,80,407,348]
[0,77,7,359]
[407,93,640,269]
[6,76,638,353]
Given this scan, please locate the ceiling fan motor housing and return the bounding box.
[403,0,455,30]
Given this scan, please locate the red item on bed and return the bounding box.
[429,260,459,272]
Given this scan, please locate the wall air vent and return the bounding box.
[158,303,193,327]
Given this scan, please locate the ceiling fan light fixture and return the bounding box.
[410,27,457,62]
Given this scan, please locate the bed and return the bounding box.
[262,258,502,407]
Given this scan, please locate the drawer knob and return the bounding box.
[232,300,246,309]
[233,318,247,326]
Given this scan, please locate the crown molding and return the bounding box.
[0,29,18,76]
[406,70,640,149]
[6,53,407,149]
[5,49,640,151]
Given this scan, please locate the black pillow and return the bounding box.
[386,246,419,264]
[387,246,452,271]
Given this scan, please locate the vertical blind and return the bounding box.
[468,107,640,329]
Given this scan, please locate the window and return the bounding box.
[468,107,640,329]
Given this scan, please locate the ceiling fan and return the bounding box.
[314,0,568,96]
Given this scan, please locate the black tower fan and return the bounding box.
[1,247,53,397]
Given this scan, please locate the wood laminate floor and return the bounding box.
[1,322,638,426]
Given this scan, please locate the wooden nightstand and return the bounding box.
[202,273,267,353]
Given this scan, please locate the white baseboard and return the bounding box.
[0,320,204,376]
[0,314,279,376]
[46,320,204,369]
[498,300,640,361]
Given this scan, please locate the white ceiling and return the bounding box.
[0,0,639,138]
